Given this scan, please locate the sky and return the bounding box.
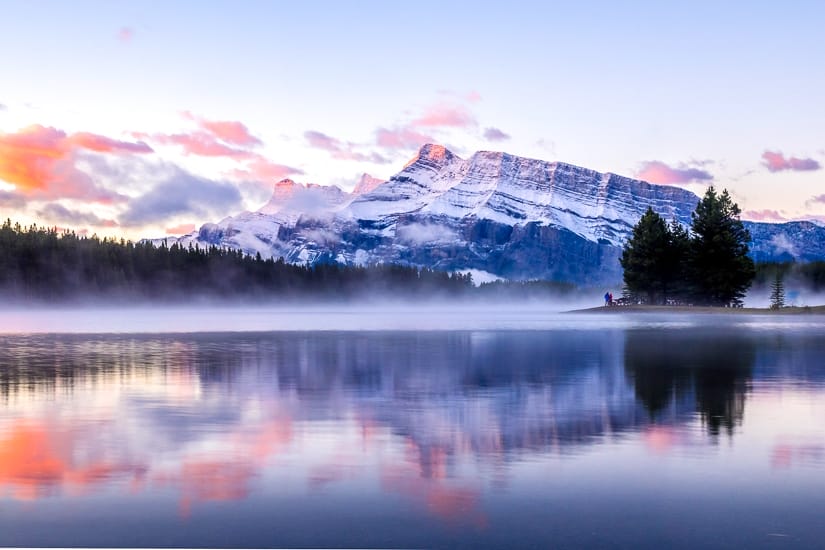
[1,0,824,238]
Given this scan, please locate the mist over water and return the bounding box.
[1,313,824,548]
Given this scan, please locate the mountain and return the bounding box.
[171,145,825,285]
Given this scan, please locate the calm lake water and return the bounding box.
[1,310,824,548]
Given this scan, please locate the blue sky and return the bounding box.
[1,0,823,235]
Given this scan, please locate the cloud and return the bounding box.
[0,191,26,209]
[742,209,787,222]
[637,160,713,185]
[37,203,118,228]
[0,125,149,202]
[140,131,251,158]
[483,127,510,142]
[304,130,390,164]
[70,132,152,154]
[466,91,482,103]
[119,168,243,226]
[807,194,825,205]
[762,150,821,172]
[117,27,133,43]
[231,155,303,182]
[396,222,458,245]
[412,103,476,128]
[0,103,6,111]
[182,112,262,148]
[375,126,435,150]
[165,223,196,235]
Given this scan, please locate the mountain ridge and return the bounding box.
[167,144,825,284]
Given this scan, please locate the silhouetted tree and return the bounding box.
[688,187,755,306]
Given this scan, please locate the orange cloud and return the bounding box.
[0,125,148,202]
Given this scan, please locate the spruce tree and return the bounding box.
[688,187,755,307]
[769,271,785,309]
[621,207,676,304]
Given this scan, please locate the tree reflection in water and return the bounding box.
[624,329,754,437]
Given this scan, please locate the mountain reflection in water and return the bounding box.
[1,326,824,548]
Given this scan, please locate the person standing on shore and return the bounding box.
[604,292,610,306]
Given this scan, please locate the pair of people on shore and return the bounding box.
[604,291,613,306]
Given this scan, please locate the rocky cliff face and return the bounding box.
[171,145,825,285]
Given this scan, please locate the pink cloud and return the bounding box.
[165,223,196,235]
[149,131,252,158]
[483,127,510,142]
[637,160,713,185]
[182,112,262,148]
[466,91,482,103]
[0,124,145,203]
[117,27,133,43]
[742,209,787,222]
[70,132,152,154]
[375,126,435,150]
[232,155,304,182]
[762,150,821,172]
[412,103,476,128]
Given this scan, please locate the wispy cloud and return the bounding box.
[304,130,390,164]
[231,155,304,183]
[182,112,262,148]
[483,127,510,142]
[37,203,118,228]
[762,150,821,172]
[0,125,149,202]
[412,103,476,128]
[375,127,435,151]
[119,168,243,227]
[165,223,196,235]
[637,160,713,185]
[140,131,251,158]
[741,209,787,222]
[0,190,26,208]
[117,27,133,43]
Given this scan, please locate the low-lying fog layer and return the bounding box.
[2,303,825,334]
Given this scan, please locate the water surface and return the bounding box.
[1,312,824,548]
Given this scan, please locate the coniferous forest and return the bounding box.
[0,220,474,302]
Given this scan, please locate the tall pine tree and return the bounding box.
[688,187,755,307]
[621,207,683,304]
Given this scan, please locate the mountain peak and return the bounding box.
[353,173,386,195]
[403,143,459,169]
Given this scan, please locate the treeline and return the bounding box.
[754,261,825,292]
[0,220,474,302]
[620,187,755,307]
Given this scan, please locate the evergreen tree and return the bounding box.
[769,271,785,309]
[688,187,755,307]
[621,207,679,304]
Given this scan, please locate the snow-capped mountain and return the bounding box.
[170,144,825,284]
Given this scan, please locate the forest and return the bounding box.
[0,220,474,302]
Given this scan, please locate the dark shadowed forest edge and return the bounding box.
[3,220,825,307]
[0,221,581,304]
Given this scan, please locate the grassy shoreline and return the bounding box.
[568,304,825,314]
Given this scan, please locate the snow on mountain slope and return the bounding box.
[165,144,825,284]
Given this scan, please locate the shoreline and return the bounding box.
[568,304,825,315]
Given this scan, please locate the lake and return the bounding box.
[1,309,824,548]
